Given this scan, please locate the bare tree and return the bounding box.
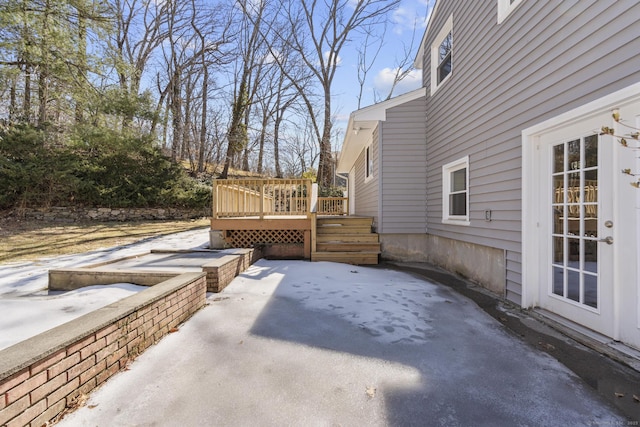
[272,0,401,187]
[355,24,385,109]
[219,0,268,178]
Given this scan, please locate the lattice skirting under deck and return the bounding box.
[225,229,305,248]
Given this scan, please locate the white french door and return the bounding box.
[524,84,640,350]
[537,117,615,337]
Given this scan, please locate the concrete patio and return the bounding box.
[57,259,628,426]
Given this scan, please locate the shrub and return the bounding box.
[0,124,211,211]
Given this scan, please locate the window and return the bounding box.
[430,14,453,95]
[365,144,373,181]
[442,156,469,224]
[497,0,524,24]
[437,32,452,84]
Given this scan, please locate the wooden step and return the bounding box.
[316,242,381,252]
[316,233,379,243]
[317,216,373,227]
[316,225,372,234]
[311,251,380,265]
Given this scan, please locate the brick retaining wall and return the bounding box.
[0,273,207,427]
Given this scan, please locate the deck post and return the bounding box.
[311,212,317,254]
[259,182,265,219]
[212,179,218,219]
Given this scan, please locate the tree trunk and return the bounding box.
[75,11,87,125]
[273,107,284,178]
[197,63,208,173]
[317,93,333,188]
[170,69,182,161]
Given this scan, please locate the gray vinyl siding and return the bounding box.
[353,127,379,225]
[379,97,427,234]
[423,0,640,302]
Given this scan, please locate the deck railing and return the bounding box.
[317,197,349,215]
[212,179,313,219]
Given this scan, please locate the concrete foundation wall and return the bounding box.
[0,273,207,427]
[380,234,506,295]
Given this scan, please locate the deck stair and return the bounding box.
[312,216,380,265]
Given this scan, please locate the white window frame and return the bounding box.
[430,14,453,96]
[364,143,373,182]
[497,0,524,24]
[442,156,470,225]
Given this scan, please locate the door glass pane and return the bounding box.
[553,176,564,203]
[567,270,580,302]
[553,237,564,264]
[553,267,564,296]
[584,205,597,238]
[583,273,598,308]
[567,172,580,204]
[567,208,580,237]
[568,139,581,170]
[553,206,564,234]
[584,134,598,168]
[568,238,580,268]
[584,240,597,273]
[554,144,565,173]
[584,170,597,203]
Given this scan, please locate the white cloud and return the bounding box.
[373,67,422,97]
[324,50,343,67]
[391,1,432,35]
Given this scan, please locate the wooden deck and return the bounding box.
[210,179,379,265]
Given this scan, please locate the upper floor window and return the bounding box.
[497,0,524,24]
[437,32,452,84]
[430,14,453,95]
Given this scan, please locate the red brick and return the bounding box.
[106,345,128,368]
[0,394,29,426]
[30,398,66,427]
[95,341,119,363]
[66,334,96,355]
[79,360,106,386]
[67,357,94,381]
[0,369,29,395]
[48,352,80,380]
[46,377,79,407]
[96,360,121,385]
[127,335,143,355]
[96,323,118,341]
[80,337,106,360]
[67,377,96,404]
[117,332,133,348]
[127,316,143,332]
[5,396,46,427]
[143,309,158,324]
[30,373,66,404]
[5,371,46,405]
[30,350,66,376]
[103,328,124,346]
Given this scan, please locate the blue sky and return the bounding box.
[331,0,433,141]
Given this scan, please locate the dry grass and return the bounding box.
[0,217,210,264]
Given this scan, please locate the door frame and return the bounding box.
[522,82,640,344]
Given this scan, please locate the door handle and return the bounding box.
[599,236,613,245]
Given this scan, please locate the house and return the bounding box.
[337,0,640,350]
